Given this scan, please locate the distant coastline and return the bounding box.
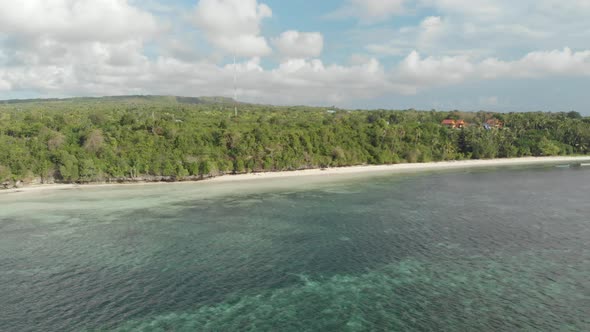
[2,156,589,195]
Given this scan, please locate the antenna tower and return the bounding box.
[233,54,237,117]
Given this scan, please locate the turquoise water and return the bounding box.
[1,166,589,331]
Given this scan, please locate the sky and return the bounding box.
[1,0,590,113]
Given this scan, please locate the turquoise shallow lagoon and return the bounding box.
[1,165,589,331]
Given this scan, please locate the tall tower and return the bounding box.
[233,54,237,117]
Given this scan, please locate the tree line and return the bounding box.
[0,96,588,185]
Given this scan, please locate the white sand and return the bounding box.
[2,156,589,195]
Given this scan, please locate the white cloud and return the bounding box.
[0,76,11,91]
[418,16,445,46]
[327,0,407,22]
[1,0,590,109]
[5,44,589,105]
[0,49,390,104]
[393,48,590,93]
[273,31,324,59]
[0,0,157,95]
[362,0,590,62]
[365,16,446,56]
[419,0,501,19]
[396,51,475,89]
[193,0,272,57]
[420,16,442,30]
[480,48,590,78]
[0,0,159,43]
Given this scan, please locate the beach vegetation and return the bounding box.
[0,96,588,184]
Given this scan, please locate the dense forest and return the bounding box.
[0,96,589,186]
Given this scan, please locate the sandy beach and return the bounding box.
[2,156,589,195]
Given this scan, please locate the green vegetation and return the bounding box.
[0,96,588,185]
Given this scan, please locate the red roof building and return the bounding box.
[441,119,467,129]
[485,119,504,129]
[442,119,456,127]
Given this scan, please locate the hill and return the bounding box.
[0,95,240,106]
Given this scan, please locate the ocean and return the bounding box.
[1,165,589,331]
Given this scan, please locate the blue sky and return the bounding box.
[1,0,590,113]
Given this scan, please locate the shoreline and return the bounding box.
[2,156,589,195]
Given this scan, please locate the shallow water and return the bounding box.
[1,166,589,331]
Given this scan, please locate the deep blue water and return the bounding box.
[1,165,589,331]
